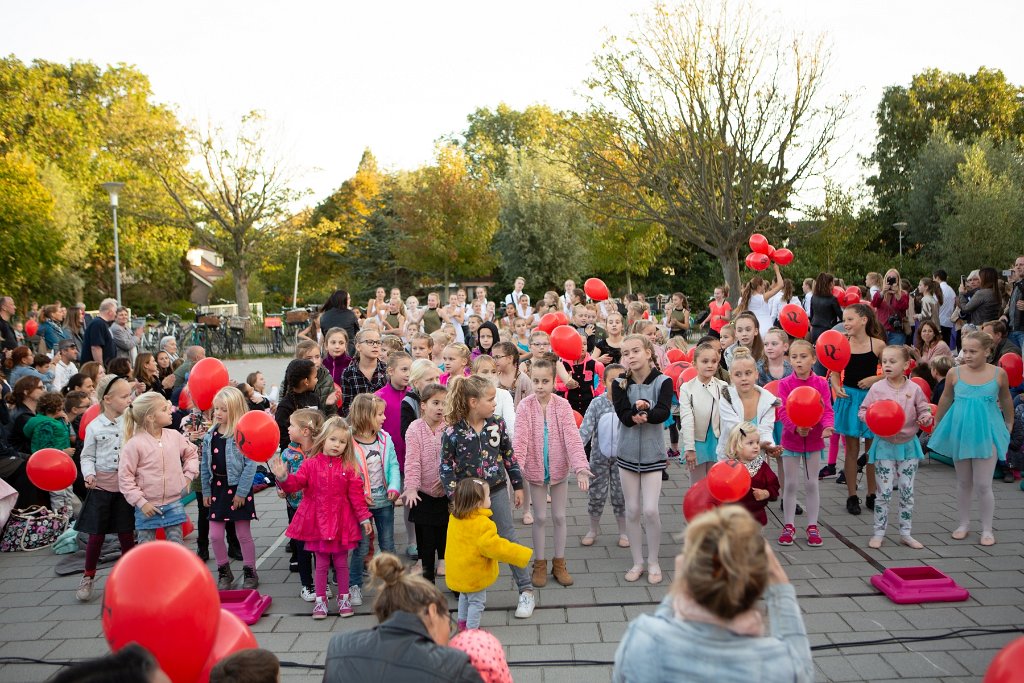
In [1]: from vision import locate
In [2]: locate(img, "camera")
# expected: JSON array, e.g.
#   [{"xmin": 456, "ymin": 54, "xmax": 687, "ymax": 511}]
[{"xmin": 886, "ymin": 276, "xmax": 897, "ymax": 286}]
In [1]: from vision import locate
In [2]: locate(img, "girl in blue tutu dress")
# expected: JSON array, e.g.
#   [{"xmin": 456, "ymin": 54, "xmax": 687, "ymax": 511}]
[
  {"xmin": 857, "ymin": 346, "xmax": 933, "ymax": 550},
  {"xmin": 829, "ymin": 305, "xmax": 885, "ymax": 516},
  {"xmin": 930, "ymin": 331, "xmax": 1015, "ymax": 546}
]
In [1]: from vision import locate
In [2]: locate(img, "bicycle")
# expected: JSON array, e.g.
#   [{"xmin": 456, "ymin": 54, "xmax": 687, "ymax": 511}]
[{"xmin": 264, "ymin": 313, "xmax": 285, "ymax": 355}]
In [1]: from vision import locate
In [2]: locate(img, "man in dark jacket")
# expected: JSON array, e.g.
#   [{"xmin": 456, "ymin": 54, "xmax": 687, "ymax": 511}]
[{"xmin": 323, "ymin": 610, "xmax": 482, "ymax": 683}]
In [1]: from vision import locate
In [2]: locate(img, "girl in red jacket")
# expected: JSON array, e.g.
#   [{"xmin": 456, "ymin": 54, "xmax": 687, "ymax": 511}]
[
  {"xmin": 513, "ymin": 359, "xmax": 592, "ymax": 588},
  {"xmin": 725, "ymin": 420, "xmax": 780, "ymax": 526},
  {"xmin": 271, "ymin": 417, "xmax": 372, "ymax": 620}
]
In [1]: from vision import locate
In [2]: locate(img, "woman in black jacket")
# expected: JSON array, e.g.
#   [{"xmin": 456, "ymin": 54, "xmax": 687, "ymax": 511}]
[
  {"xmin": 808, "ymin": 272, "xmax": 843, "ymax": 344},
  {"xmin": 318, "ymin": 290, "xmax": 360, "ymax": 356},
  {"xmin": 323, "ymin": 553, "xmax": 484, "ymax": 683}
]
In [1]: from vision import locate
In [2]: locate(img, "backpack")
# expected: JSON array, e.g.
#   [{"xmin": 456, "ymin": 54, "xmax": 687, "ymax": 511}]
[{"xmin": 597, "ymin": 411, "xmax": 620, "ymax": 459}]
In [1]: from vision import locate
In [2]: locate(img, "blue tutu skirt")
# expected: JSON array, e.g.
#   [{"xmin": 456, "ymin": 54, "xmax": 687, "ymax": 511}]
[
  {"xmin": 694, "ymin": 426, "xmax": 719, "ymax": 466},
  {"xmin": 833, "ymin": 386, "xmax": 874, "ymax": 439},
  {"xmin": 868, "ymin": 438, "xmax": 924, "ymax": 464},
  {"xmin": 772, "ymin": 421, "xmax": 783, "ymax": 446}
]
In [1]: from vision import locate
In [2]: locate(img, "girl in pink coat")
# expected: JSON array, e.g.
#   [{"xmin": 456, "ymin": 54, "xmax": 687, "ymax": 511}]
[
  {"xmin": 513, "ymin": 359, "xmax": 592, "ymax": 588},
  {"xmin": 270, "ymin": 417, "xmax": 372, "ymax": 620}
]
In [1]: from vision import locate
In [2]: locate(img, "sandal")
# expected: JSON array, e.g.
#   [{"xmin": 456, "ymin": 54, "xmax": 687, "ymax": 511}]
[
  {"xmin": 980, "ymin": 533, "xmax": 996, "ymax": 547},
  {"xmin": 647, "ymin": 566, "xmax": 663, "ymax": 585},
  {"xmin": 868, "ymin": 536, "xmax": 884, "ymax": 549},
  {"xmin": 581, "ymin": 532, "xmax": 597, "ymax": 547},
  {"xmin": 951, "ymin": 528, "xmax": 969, "ymax": 541},
  {"xmin": 617, "ymin": 535, "xmax": 631, "ymax": 548},
  {"xmin": 522, "ymin": 511, "xmax": 534, "ymax": 525},
  {"xmin": 624, "ymin": 566, "xmax": 645, "ymax": 582},
  {"xmin": 899, "ymin": 536, "xmax": 924, "ymax": 549}
]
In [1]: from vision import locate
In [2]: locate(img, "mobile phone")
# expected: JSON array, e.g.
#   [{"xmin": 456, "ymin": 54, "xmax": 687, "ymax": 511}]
[
  {"xmin": 960, "ymin": 276, "xmax": 966, "ymax": 286},
  {"xmin": 1002, "ymin": 270, "xmax": 1012, "ymax": 278}
]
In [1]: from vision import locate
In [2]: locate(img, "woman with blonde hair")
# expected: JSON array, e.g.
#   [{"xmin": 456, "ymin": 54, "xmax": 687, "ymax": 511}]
[{"xmin": 612, "ymin": 506, "xmax": 813, "ymax": 682}]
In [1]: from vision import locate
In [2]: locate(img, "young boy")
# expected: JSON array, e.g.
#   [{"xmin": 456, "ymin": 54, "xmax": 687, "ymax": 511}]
[{"xmin": 24, "ymin": 392, "xmax": 75, "ymax": 509}]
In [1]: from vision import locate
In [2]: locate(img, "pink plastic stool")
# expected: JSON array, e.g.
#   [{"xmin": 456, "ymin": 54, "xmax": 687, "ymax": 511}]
[
  {"xmin": 870, "ymin": 566, "xmax": 969, "ymax": 605},
  {"xmin": 219, "ymin": 589, "xmax": 272, "ymax": 624}
]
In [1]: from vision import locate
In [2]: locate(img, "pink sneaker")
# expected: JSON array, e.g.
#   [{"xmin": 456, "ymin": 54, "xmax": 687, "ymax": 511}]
[
  {"xmin": 778, "ymin": 524, "xmax": 795, "ymax": 546},
  {"xmin": 312, "ymin": 598, "xmax": 329, "ymax": 620},
  {"xmin": 806, "ymin": 525, "xmax": 823, "ymax": 547},
  {"xmin": 338, "ymin": 594, "xmax": 354, "ymax": 618}
]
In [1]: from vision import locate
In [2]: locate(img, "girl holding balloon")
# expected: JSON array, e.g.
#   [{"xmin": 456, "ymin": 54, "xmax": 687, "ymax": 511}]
[
  {"xmin": 929, "ymin": 331, "xmax": 1014, "ymax": 546},
  {"xmin": 724, "ymin": 421, "xmax": 780, "ymax": 526},
  {"xmin": 118, "ymin": 391, "xmax": 199, "ymax": 544},
  {"xmin": 679, "ymin": 342, "xmax": 728, "ymax": 483},
  {"xmin": 776, "ymin": 340, "xmax": 834, "ymax": 547},
  {"xmin": 830, "ymin": 304, "xmax": 885, "ymax": 517},
  {"xmin": 856, "ymin": 345, "xmax": 933, "ymax": 549}
]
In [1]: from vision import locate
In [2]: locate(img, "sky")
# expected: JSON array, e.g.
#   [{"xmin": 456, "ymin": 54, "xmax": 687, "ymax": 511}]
[{"xmin": 4, "ymin": 0, "xmax": 1024, "ymax": 212}]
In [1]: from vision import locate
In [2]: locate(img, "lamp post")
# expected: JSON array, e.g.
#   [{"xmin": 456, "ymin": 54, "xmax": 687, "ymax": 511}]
[
  {"xmin": 893, "ymin": 221, "xmax": 907, "ymax": 270},
  {"xmin": 102, "ymin": 182, "xmax": 126, "ymax": 304}
]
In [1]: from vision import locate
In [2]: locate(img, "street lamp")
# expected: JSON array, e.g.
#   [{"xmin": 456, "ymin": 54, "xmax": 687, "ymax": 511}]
[
  {"xmin": 102, "ymin": 182, "xmax": 126, "ymax": 304},
  {"xmin": 893, "ymin": 221, "xmax": 907, "ymax": 269}
]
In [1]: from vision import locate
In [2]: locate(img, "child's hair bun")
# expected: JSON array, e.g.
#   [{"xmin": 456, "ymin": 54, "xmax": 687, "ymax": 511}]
[
  {"xmin": 369, "ymin": 552, "xmax": 404, "ymax": 588},
  {"xmin": 732, "ymin": 347, "xmax": 752, "ymax": 361}
]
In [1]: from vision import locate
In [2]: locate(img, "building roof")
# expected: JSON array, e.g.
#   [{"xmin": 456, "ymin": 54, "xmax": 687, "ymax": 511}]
[{"xmin": 189, "ymin": 254, "xmax": 226, "ymax": 288}]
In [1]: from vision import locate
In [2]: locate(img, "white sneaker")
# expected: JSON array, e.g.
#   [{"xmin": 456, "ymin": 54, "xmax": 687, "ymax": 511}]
[
  {"xmin": 514, "ymin": 590, "xmax": 535, "ymax": 619},
  {"xmin": 76, "ymin": 575, "xmax": 94, "ymax": 602},
  {"xmin": 349, "ymin": 585, "xmax": 363, "ymax": 606},
  {"xmin": 300, "ymin": 585, "xmax": 316, "ymax": 602}
]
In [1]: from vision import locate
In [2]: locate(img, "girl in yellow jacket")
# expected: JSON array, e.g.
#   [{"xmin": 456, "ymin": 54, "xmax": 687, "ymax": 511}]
[{"xmin": 446, "ymin": 478, "xmax": 532, "ymax": 631}]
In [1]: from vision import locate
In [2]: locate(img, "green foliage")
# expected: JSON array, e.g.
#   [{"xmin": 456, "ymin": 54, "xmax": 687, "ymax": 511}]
[
  {"xmin": 0, "ymin": 150, "xmax": 59, "ymax": 298},
  {"xmin": 460, "ymin": 104, "xmax": 567, "ymax": 179}
]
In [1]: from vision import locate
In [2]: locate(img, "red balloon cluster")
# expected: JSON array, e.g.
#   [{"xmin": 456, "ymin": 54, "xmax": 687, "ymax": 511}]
[
  {"xmin": 235, "ymin": 410, "xmax": 279, "ymax": 463},
  {"xmin": 537, "ymin": 312, "xmax": 569, "ymax": 334},
  {"xmin": 865, "ymin": 400, "xmax": 906, "ymax": 437},
  {"xmin": 683, "ymin": 479, "xmax": 718, "ymax": 521},
  {"xmin": 188, "ymin": 357, "xmax": 230, "ymax": 411},
  {"xmin": 664, "ymin": 362, "xmax": 697, "ymax": 391},
  {"xmin": 583, "ymin": 278, "xmax": 610, "ymax": 302},
  {"xmin": 815, "ymin": 330, "xmax": 851, "ymax": 373},
  {"xmin": 197, "ymin": 610, "xmax": 259, "ymax": 682},
  {"xmin": 666, "ymin": 347, "xmax": 694, "ymax": 364},
  {"xmin": 745, "ymin": 234, "xmax": 793, "ymax": 271},
  {"xmin": 103, "ymin": 541, "xmax": 242, "ymax": 682},
  {"xmin": 26, "ymin": 448, "xmax": 77, "ymax": 491}
]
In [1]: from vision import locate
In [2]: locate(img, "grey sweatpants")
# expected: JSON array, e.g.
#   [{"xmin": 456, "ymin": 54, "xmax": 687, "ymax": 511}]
[{"xmin": 488, "ymin": 486, "xmax": 533, "ymax": 593}]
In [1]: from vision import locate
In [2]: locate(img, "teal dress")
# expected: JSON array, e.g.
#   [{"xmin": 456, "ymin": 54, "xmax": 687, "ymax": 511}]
[
  {"xmin": 929, "ymin": 367, "xmax": 1009, "ymax": 461},
  {"xmin": 693, "ymin": 423, "xmax": 719, "ymax": 465}
]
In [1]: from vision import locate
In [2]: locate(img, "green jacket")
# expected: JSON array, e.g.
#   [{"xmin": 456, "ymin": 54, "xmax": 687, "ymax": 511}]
[
  {"xmin": 315, "ymin": 365, "xmax": 339, "ymax": 417},
  {"xmin": 24, "ymin": 414, "xmax": 71, "ymax": 453}
]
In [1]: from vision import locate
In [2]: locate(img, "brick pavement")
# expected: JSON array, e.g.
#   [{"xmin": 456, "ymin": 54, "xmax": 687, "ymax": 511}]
[{"xmin": 0, "ymin": 451, "xmax": 1021, "ymax": 682}]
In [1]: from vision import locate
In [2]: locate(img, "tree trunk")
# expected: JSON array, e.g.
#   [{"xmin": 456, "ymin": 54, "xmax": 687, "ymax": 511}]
[
  {"xmin": 234, "ymin": 267, "xmax": 250, "ymax": 317},
  {"xmin": 625, "ymin": 270, "xmax": 633, "ymax": 296},
  {"xmin": 719, "ymin": 248, "xmax": 742, "ymax": 307},
  {"xmin": 443, "ymin": 264, "xmax": 450, "ymax": 303}
]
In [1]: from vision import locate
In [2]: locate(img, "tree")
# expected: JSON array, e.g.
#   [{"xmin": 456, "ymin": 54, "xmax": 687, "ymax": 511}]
[
  {"xmin": 566, "ymin": 1, "xmax": 847, "ymax": 303},
  {"xmin": 460, "ymin": 104, "xmax": 567, "ymax": 180},
  {"xmin": 868, "ymin": 67, "xmax": 1024, "ymax": 227},
  {"xmin": 491, "ymin": 155, "xmax": 593, "ymax": 291},
  {"xmin": 154, "ymin": 111, "xmax": 307, "ymax": 314},
  {"xmin": 0, "ymin": 150, "xmax": 59, "ymax": 299},
  {"xmin": 392, "ymin": 145, "xmax": 499, "ymax": 297},
  {"xmin": 902, "ymin": 125, "xmax": 965, "ymax": 256}
]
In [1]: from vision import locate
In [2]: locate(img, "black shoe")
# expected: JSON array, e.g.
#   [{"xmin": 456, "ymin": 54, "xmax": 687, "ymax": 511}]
[
  {"xmin": 197, "ymin": 546, "xmax": 209, "ymax": 562},
  {"xmin": 1004, "ymin": 470, "xmax": 1016, "ymax": 483},
  {"xmin": 857, "ymin": 453, "xmax": 868, "ymax": 472},
  {"xmin": 795, "ymin": 503, "xmax": 804, "ymax": 516},
  {"xmin": 662, "ymin": 470, "xmax": 669, "ymax": 481},
  {"xmin": 865, "ymin": 494, "xmax": 876, "ymax": 511},
  {"xmin": 818, "ymin": 464, "xmax": 836, "ymax": 479},
  {"xmin": 846, "ymin": 495, "xmax": 861, "ymax": 515},
  {"xmin": 836, "ymin": 471, "xmax": 847, "ymax": 485},
  {"xmin": 242, "ymin": 565, "xmax": 259, "ymax": 590},
  {"xmin": 217, "ymin": 563, "xmax": 235, "ymax": 590},
  {"xmin": 289, "ymin": 559, "xmax": 299, "ymax": 573},
  {"xmin": 228, "ymin": 545, "xmax": 243, "ymax": 561},
  {"xmin": 286, "ymin": 540, "xmax": 296, "ymax": 554}
]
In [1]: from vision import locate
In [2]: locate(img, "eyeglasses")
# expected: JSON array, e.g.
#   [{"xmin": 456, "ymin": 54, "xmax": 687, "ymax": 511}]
[
  {"xmin": 491, "ymin": 354, "xmax": 508, "ymax": 360},
  {"xmin": 360, "ymin": 339, "xmax": 382, "ymax": 347}
]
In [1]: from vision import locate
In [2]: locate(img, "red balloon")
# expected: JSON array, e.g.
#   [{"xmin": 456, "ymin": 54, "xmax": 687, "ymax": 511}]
[
  {"xmin": 573, "ymin": 410, "xmax": 583, "ymax": 428},
  {"xmin": 664, "ymin": 362, "xmax": 685, "ymax": 391},
  {"xmin": 25, "ymin": 319, "xmax": 39, "ymax": 337},
  {"xmin": 998, "ymin": 353, "xmax": 1023, "ymax": 386},
  {"xmin": 26, "ymin": 448, "xmax": 77, "ymax": 491},
  {"xmin": 706, "ymin": 460, "xmax": 753, "ymax": 504},
  {"xmin": 845, "ymin": 286, "xmax": 861, "ymax": 305},
  {"xmin": 982, "ymin": 636, "xmax": 1024, "ymax": 683},
  {"xmin": 155, "ymin": 515, "xmax": 194, "ymax": 540},
  {"xmin": 787, "ymin": 386, "xmax": 824, "ymax": 428},
  {"xmin": 763, "ymin": 380, "xmax": 781, "ymax": 397},
  {"xmin": 188, "ymin": 357, "xmax": 230, "ymax": 411},
  {"xmin": 766, "ymin": 245, "xmax": 776, "ymax": 260},
  {"xmin": 666, "ymin": 348, "xmax": 685, "ymax": 364},
  {"xmin": 235, "ymin": 410, "xmax": 279, "ymax": 463},
  {"xmin": 537, "ymin": 312, "xmax": 560, "ymax": 334},
  {"xmin": 197, "ymin": 609, "xmax": 259, "ymax": 682},
  {"xmin": 746, "ymin": 253, "xmax": 770, "ymax": 271},
  {"xmin": 748, "ymin": 233, "xmax": 770, "ymax": 255},
  {"xmin": 550, "ymin": 325, "xmax": 583, "ymax": 362},
  {"xmin": 78, "ymin": 403, "xmax": 101, "ymax": 440},
  {"xmin": 583, "ymin": 278, "xmax": 610, "ymax": 302},
  {"xmin": 772, "ymin": 248, "xmax": 794, "ymax": 266},
  {"xmin": 681, "ymin": 367, "xmax": 698, "ymax": 383},
  {"xmin": 832, "ymin": 286, "xmax": 845, "ymax": 301},
  {"xmin": 920, "ymin": 403, "xmax": 938, "ymax": 434},
  {"xmin": 682, "ymin": 347, "xmax": 694, "ymax": 363},
  {"xmin": 778, "ymin": 304, "xmax": 809, "ymax": 339},
  {"xmin": 552, "ymin": 312, "xmax": 569, "ymax": 328},
  {"xmin": 103, "ymin": 541, "xmax": 220, "ymax": 683},
  {"xmin": 910, "ymin": 376, "xmax": 931, "ymax": 397},
  {"xmin": 178, "ymin": 387, "xmax": 192, "ymax": 411},
  {"xmin": 865, "ymin": 400, "xmax": 906, "ymax": 438},
  {"xmin": 683, "ymin": 479, "xmax": 720, "ymax": 522},
  {"xmin": 815, "ymin": 330, "xmax": 851, "ymax": 373}
]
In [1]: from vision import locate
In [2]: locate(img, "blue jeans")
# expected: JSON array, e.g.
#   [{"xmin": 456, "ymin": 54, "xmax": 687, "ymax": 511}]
[
  {"xmin": 348, "ymin": 504, "xmax": 395, "ymax": 588},
  {"xmin": 1010, "ymin": 331, "xmax": 1024, "ymax": 355},
  {"xmin": 886, "ymin": 331, "xmax": 906, "ymax": 346},
  {"xmin": 458, "ymin": 589, "xmax": 487, "ymax": 629}
]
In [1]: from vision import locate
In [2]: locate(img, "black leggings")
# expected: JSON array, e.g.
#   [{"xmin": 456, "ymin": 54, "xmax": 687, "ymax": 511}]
[
  {"xmin": 286, "ymin": 506, "xmax": 314, "ymax": 587},
  {"xmin": 415, "ymin": 524, "xmax": 447, "ymax": 582}
]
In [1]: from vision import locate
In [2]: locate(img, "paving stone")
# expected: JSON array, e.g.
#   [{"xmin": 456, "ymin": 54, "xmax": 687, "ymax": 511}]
[
  {"xmin": 880, "ymin": 651, "xmax": 970, "ymax": 678},
  {"xmin": 540, "ymin": 622, "xmax": 599, "ymax": 644},
  {"xmin": 900, "ymin": 606, "xmax": 981, "ymax": 629}
]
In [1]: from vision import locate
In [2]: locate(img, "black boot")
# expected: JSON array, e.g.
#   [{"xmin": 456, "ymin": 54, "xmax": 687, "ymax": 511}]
[
  {"xmin": 217, "ymin": 563, "xmax": 235, "ymax": 590},
  {"xmin": 846, "ymin": 495, "xmax": 861, "ymax": 516},
  {"xmin": 242, "ymin": 565, "xmax": 259, "ymax": 590}
]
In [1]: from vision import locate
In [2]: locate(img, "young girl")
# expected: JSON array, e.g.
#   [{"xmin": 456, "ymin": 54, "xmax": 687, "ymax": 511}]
[
  {"xmin": 202, "ymin": 386, "xmax": 260, "ymax": 590},
  {"xmin": 376, "ymin": 351, "xmax": 415, "ymax": 559},
  {"xmin": 612, "ymin": 334, "xmax": 674, "ymax": 584},
  {"xmin": 930, "ymin": 331, "xmax": 1014, "ymax": 546},
  {"xmin": 347, "ymin": 393, "xmax": 401, "ymax": 606},
  {"xmin": 322, "ymin": 327, "xmax": 353, "ymax": 387},
  {"xmin": 492, "ymin": 341, "xmax": 532, "ymax": 408},
  {"xmin": 340, "ymin": 328, "xmax": 388, "ymax": 417},
  {"xmin": 579, "ymin": 363, "xmax": 628, "ymax": 548},
  {"xmin": 402, "ymin": 383, "xmax": 450, "ymax": 583},
  {"xmin": 718, "ymin": 323, "xmax": 736, "ymax": 358},
  {"xmin": 439, "ymin": 375, "xmax": 536, "ymax": 618},
  {"xmin": 594, "ymin": 312, "xmax": 625, "ymax": 366},
  {"xmin": 634, "ymin": 319, "xmax": 668, "ymax": 369},
  {"xmin": 512, "ymin": 317, "xmax": 531, "ymax": 357},
  {"xmin": 446, "ymin": 478, "xmax": 532, "ymax": 631},
  {"xmin": 119, "ymin": 391, "xmax": 199, "ymax": 544},
  {"xmin": 679, "ymin": 343, "xmax": 729, "ymax": 482},
  {"xmin": 561, "ymin": 344, "xmax": 599, "ymax": 418},
  {"xmin": 723, "ymin": 312, "xmax": 764, "ymax": 368},
  {"xmin": 857, "ymin": 345, "xmax": 934, "ymax": 549},
  {"xmin": 296, "ymin": 339, "xmax": 339, "ymax": 417},
  {"xmin": 278, "ymin": 408, "xmax": 325, "ymax": 599},
  {"xmin": 831, "ymin": 304, "xmax": 885, "ymax": 516},
  {"xmin": 776, "ymin": 340, "xmax": 834, "ymax": 547},
  {"xmin": 737, "ymin": 263, "xmax": 784, "ymax": 336},
  {"xmin": 74, "ymin": 375, "xmax": 134, "ymax": 602},
  {"xmin": 513, "ymin": 359, "xmax": 591, "ymax": 587},
  {"xmin": 717, "ymin": 348, "xmax": 781, "ymax": 463},
  {"xmin": 725, "ymin": 421, "xmax": 780, "ymax": 526},
  {"xmin": 472, "ymin": 355, "xmax": 516, "ymax": 431},
  {"xmin": 243, "ymin": 371, "xmax": 272, "ymax": 411},
  {"xmin": 275, "ymin": 359, "xmax": 319, "ymax": 450},
  {"xmin": 271, "ymin": 417, "xmax": 373, "ymax": 619},
  {"xmin": 440, "ymin": 343, "xmax": 472, "ymax": 385},
  {"xmin": 401, "ymin": 358, "xmax": 441, "ymax": 438},
  {"xmin": 757, "ymin": 329, "xmax": 793, "ymax": 388}
]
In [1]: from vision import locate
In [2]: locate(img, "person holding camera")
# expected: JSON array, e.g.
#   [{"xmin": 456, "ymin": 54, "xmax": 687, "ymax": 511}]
[
  {"xmin": 1002, "ymin": 256, "xmax": 1024, "ymax": 352},
  {"xmin": 959, "ymin": 267, "xmax": 1002, "ymax": 328},
  {"xmin": 871, "ymin": 269, "xmax": 910, "ymax": 345}
]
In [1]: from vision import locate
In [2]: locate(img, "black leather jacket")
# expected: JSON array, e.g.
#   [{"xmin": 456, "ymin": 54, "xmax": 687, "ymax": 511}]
[{"xmin": 322, "ymin": 611, "xmax": 483, "ymax": 683}]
